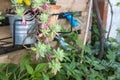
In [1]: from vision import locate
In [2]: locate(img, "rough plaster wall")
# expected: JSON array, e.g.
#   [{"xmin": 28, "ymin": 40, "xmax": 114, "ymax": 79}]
[
  {"xmin": 0, "ymin": 0, "xmax": 90, "ymax": 63},
  {"xmin": 56, "ymin": 0, "xmax": 90, "ymax": 41},
  {"xmin": 106, "ymin": 0, "xmax": 120, "ymax": 39},
  {"xmin": 0, "ymin": 0, "xmax": 88, "ymax": 13},
  {"xmin": 56, "ymin": 0, "xmax": 88, "ymax": 12},
  {"xmin": 0, "ymin": 0, "xmax": 11, "ymax": 15}
]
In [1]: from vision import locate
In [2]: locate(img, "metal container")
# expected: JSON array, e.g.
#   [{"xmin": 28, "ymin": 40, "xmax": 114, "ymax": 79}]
[{"xmin": 8, "ymin": 14, "xmax": 37, "ymax": 45}]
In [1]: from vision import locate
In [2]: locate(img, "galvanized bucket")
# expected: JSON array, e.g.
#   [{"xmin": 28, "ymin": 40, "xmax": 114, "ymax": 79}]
[{"xmin": 7, "ymin": 14, "xmax": 37, "ymax": 45}]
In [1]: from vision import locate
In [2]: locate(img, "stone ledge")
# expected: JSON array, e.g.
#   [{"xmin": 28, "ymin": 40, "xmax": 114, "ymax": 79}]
[{"xmin": 0, "ymin": 49, "xmax": 27, "ymax": 64}]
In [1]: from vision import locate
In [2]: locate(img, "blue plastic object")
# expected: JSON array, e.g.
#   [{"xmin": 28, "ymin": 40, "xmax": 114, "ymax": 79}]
[{"xmin": 64, "ymin": 12, "xmax": 80, "ymax": 27}]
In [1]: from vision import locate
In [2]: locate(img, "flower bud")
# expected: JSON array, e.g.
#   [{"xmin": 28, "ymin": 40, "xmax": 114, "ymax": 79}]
[
  {"xmin": 18, "ymin": 0, "xmax": 23, "ymax": 4},
  {"xmin": 24, "ymin": 0, "xmax": 31, "ymax": 6}
]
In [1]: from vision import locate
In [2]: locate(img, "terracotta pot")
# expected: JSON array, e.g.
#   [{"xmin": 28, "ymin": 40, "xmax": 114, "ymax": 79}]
[{"xmin": 48, "ymin": 5, "xmax": 61, "ymax": 26}]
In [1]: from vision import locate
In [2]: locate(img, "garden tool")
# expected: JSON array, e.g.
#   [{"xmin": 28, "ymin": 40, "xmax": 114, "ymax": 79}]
[
  {"xmin": 56, "ymin": 36, "xmax": 74, "ymax": 51},
  {"xmin": 63, "ymin": 12, "xmax": 80, "ymax": 27}
]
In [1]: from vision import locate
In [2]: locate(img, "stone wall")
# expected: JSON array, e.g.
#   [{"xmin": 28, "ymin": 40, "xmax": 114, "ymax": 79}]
[
  {"xmin": 56, "ymin": 0, "xmax": 88, "ymax": 12},
  {"xmin": 56, "ymin": 0, "xmax": 90, "ymax": 42},
  {"xmin": 0, "ymin": 0, "xmax": 91, "ymax": 63},
  {"xmin": 0, "ymin": 0, "xmax": 11, "ymax": 15}
]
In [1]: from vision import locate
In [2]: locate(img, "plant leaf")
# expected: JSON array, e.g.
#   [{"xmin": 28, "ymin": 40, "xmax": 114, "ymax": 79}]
[
  {"xmin": 25, "ymin": 64, "xmax": 33, "ymax": 74},
  {"xmin": 0, "ymin": 72, "xmax": 8, "ymax": 80},
  {"xmin": 35, "ymin": 63, "xmax": 48, "ymax": 72}
]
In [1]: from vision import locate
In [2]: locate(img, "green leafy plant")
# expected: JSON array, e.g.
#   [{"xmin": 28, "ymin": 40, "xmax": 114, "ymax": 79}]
[
  {"xmin": 49, "ymin": 0, "xmax": 56, "ymax": 4},
  {"xmin": 0, "ymin": 1, "xmax": 120, "ymax": 80},
  {"xmin": 0, "ymin": 11, "xmax": 5, "ymax": 24},
  {"xmin": 0, "ymin": 30, "xmax": 120, "ymax": 80}
]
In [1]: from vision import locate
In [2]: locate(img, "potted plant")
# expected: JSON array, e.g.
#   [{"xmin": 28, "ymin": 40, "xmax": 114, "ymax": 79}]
[
  {"xmin": 7, "ymin": 0, "xmax": 63, "ymax": 75},
  {"xmin": 1, "ymin": 0, "xmax": 75, "ymax": 79},
  {"xmin": 7, "ymin": 0, "xmax": 37, "ymax": 45},
  {"xmin": 7, "ymin": 0, "xmax": 61, "ymax": 45},
  {"xmin": 1, "ymin": 4, "xmax": 120, "ymax": 79}
]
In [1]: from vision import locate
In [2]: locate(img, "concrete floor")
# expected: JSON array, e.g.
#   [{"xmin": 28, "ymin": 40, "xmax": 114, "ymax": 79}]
[
  {"xmin": 0, "ymin": 26, "xmax": 13, "ymax": 47},
  {"xmin": 0, "ymin": 26, "xmax": 11, "ymax": 39},
  {"xmin": 0, "ymin": 26, "xmax": 27, "ymax": 64},
  {"xmin": 0, "ymin": 49, "xmax": 27, "ymax": 64}
]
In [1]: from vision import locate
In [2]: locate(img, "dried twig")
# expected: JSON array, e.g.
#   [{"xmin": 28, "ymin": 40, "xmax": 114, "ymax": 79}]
[{"xmin": 107, "ymin": 0, "xmax": 113, "ymax": 39}]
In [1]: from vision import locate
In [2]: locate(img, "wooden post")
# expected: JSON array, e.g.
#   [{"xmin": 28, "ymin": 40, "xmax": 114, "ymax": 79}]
[{"xmin": 98, "ymin": 0, "xmax": 108, "ymax": 29}]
